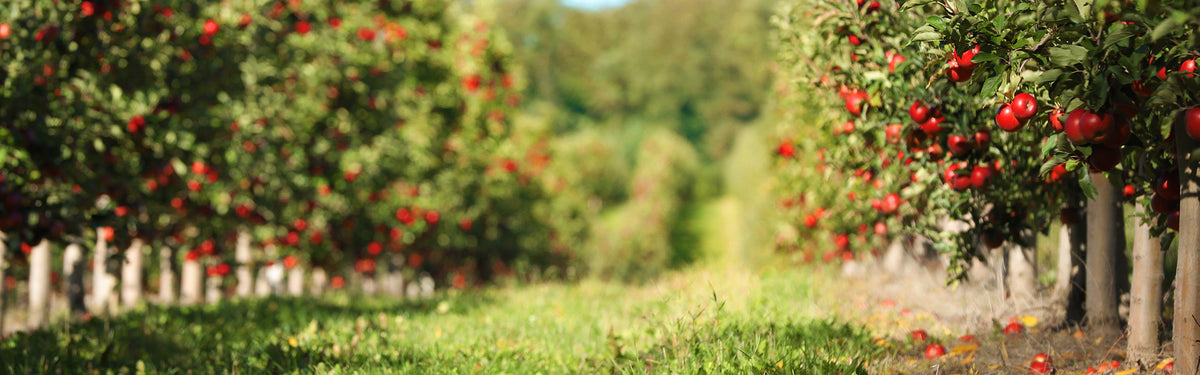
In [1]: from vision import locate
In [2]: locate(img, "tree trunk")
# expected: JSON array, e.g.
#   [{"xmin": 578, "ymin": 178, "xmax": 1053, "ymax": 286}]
[
  {"xmin": 1052, "ymin": 221, "xmax": 1088, "ymax": 324},
  {"xmin": 27, "ymin": 239, "xmax": 51, "ymax": 329},
  {"xmin": 1172, "ymin": 118, "xmax": 1200, "ymax": 375},
  {"xmin": 205, "ymin": 272, "xmax": 222, "ymax": 304},
  {"xmin": 255, "ymin": 266, "xmax": 273, "ymax": 296},
  {"xmin": 63, "ymin": 243, "xmax": 87, "ymax": 315},
  {"xmin": 158, "ymin": 246, "xmax": 176, "ymax": 304},
  {"xmin": 91, "ymin": 228, "xmax": 117, "ymax": 315},
  {"xmin": 385, "ymin": 253, "xmax": 405, "ymax": 297},
  {"xmin": 180, "ymin": 257, "xmax": 203, "ymax": 305},
  {"xmin": 1007, "ymin": 229, "xmax": 1038, "ymax": 308},
  {"xmin": 287, "ymin": 267, "xmax": 304, "ymax": 296},
  {"xmin": 310, "ymin": 267, "xmax": 327, "ymax": 296},
  {"xmin": 1086, "ymin": 171, "xmax": 1125, "ymax": 337},
  {"xmin": 1128, "ymin": 200, "xmax": 1164, "ymax": 367},
  {"xmin": 120, "ymin": 239, "xmax": 144, "ymax": 310},
  {"xmin": 235, "ymin": 230, "xmax": 253, "ymax": 297}
]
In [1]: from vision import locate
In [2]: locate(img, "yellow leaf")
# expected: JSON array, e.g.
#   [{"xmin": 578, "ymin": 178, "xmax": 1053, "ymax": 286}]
[
  {"xmin": 1020, "ymin": 316, "xmax": 1039, "ymax": 327},
  {"xmin": 1114, "ymin": 369, "xmax": 1136, "ymax": 375},
  {"xmin": 988, "ymin": 365, "xmax": 1001, "ymax": 370},
  {"xmin": 951, "ymin": 344, "xmax": 979, "ymax": 354},
  {"xmin": 776, "ymin": 361, "xmax": 784, "ymax": 368},
  {"xmin": 288, "ymin": 337, "xmax": 298, "ymax": 347},
  {"xmin": 1156, "ymin": 358, "xmax": 1175, "ymax": 370}
]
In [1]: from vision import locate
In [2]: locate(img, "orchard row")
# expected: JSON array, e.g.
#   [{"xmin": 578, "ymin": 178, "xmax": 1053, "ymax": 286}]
[
  {"xmin": 0, "ymin": 0, "xmax": 585, "ymax": 329},
  {"xmin": 773, "ymin": 0, "xmax": 1198, "ymax": 372}
]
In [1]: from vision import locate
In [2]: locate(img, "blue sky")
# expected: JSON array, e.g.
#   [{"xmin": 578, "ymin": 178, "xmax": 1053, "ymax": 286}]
[{"xmin": 559, "ymin": 0, "xmax": 633, "ymax": 11}]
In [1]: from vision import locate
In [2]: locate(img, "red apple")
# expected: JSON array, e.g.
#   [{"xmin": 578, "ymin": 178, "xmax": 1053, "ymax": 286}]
[
  {"xmin": 911, "ymin": 329, "xmax": 928, "ymax": 342},
  {"xmin": 203, "ymin": 19, "xmax": 219, "ymax": 36},
  {"xmin": 1155, "ymin": 170, "xmax": 1181, "ymax": 200},
  {"xmin": 845, "ymin": 91, "xmax": 869, "ymax": 116},
  {"xmin": 848, "ymin": 34, "xmax": 863, "ymax": 46},
  {"xmin": 910, "ymin": 101, "xmax": 930, "ymax": 123},
  {"xmin": 996, "ymin": 105, "xmax": 1025, "ymax": 132},
  {"xmin": 1168, "ymin": 211, "xmax": 1180, "ymax": 231},
  {"xmin": 1102, "ymin": 113, "xmax": 1131, "ymax": 148},
  {"xmin": 886, "ymin": 124, "xmax": 903, "ymax": 144},
  {"xmin": 1004, "ymin": 322, "xmax": 1024, "ymax": 335},
  {"xmin": 924, "ymin": 343, "xmax": 947, "ymax": 359},
  {"xmin": 889, "ymin": 53, "xmax": 906, "ymax": 74},
  {"xmin": 1063, "ymin": 109, "xmax": 1089, "ymax": 145},
  {"xmin": 0, "ymin": 23, "xmax": 10, "ymax": 39},
  {"xmin": 1010, "ymin": 93, "xmax": 1038, "ymax": 120},
  {"xmin": 1088, "ymin": 145, "xmax": 1122, "ymax": 172},
  {"xmin": 843, "ymin": 120, "xmax": 856, "ymax": 134},
  {"xmin": 970, "ymin": 165, "xmax": 993, "ymax": 189},
  {"xmin": 947, "ymin": 135, "xmax": 972, "ymax": 154},
  {"xmin": 920, "ymin": 116, "xmax": 946, "ymax": 135},
  {"xmin": 1123, "ymin": 184, "xmax": 1136, "ymax": 199},
  {"xmin": 778, "ymin": 141, "xmax": 795, "ymax": 158},
  {"xmin": 1151, "ymin": 193, "xmax": 1179, "ymax": 214},
  {"xmin": 1182, "ymin": 58, "xmax": 1197, "ymax": 78},
  {"xmin": 1078, "ymin": 110, "xmax": 1116, "ymax": 144},
  {"xmin": 1181, "ymin": 107, "xmax": 1200, "ymax": 141},
  {"xmin": 973, "ymin": 129, "xmax": 991, "ymax": 150},
  {"xmin": 1049, "ymin": 108, "xmax": 1066, "ymax": 132}
]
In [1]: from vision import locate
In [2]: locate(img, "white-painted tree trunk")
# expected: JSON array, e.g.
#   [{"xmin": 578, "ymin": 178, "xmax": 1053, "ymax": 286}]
[
  {"xmin": 205, "ymin": 272, "xmax": 222, "ymax": 304},
  {"xmin": 1087, "ymin": 172, "xmax": 1125, "ymax": 337},
  {"xmin": 91, "ymin": 229, "xmax": 117, "ymax": 315},
  {"xmin": 120, "ymin": 239, "xmax": 144, "ymax": 310},
  {"xmin": 255, "ymin": 267, "xmax": 273, "ymax": 296},
  {"xmin": 1128, "ymin": 200, "xmax": 1164, "ymax": 367},
  {"xmin": 27, "ymin": 239, "xmax": 51, "ymax": 329},
  {"xmin": 235, "ymin": 231, "xmax": 253, "ymax": 297},
  {"xmin": 384, "ymin": 254, "xmax": 406, "ymax": 297},
  {"xmin": 63, "ymin": 243, "xmax": 87, "ymax": 314},
  {"xmin": 287, "ymin": 267, "xmax": 304, "ymax": 296},
  {"xmin": 180, "ymin": 258, "xmax": 203, "ymax": 305},
  {"xmin": 310, "ymin": 268, "xmax": 327, "ymax": 296},
  {"xmin": 158, "ymin": 246, "xmax": 176, "ymax": 304},
  {"xmin": 1007, "ymin": 230, "xmax": 1038, "ymax": 308}
]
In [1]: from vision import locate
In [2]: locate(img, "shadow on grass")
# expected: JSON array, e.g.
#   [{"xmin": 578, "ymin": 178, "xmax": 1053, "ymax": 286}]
[{"xmin": 0, "ymin": 292, "xmax": 493, "ymax": 374}]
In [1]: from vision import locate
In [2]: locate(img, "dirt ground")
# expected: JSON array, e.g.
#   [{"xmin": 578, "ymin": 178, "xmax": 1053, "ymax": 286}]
[{"xmin": 821, "ymin": 250, "xmax": 1177, "ymax": 375}]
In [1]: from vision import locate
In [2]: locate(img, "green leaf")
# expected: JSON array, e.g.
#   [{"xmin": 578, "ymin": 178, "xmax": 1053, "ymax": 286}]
[
  {"xmin": 1151, "ymin": 17, "xmax": 1178, "ymax": 41},
  {"xmin": 1073, "ymin": 0, "xmax": 1093, "ymax": 21},
  {"xmin": 926, "ymin": 16, "xmax": 948, "ymax": 31},
  {"xmin": 980, "ymin": 75, "xmax": 1003, "ymax": 97},
  {"xmin": 1039, "ymin": 156, "xmax": 1064, "ymax": 176},
  {"xmin": 1076, "ymin": 171, "xmax": 1097, "ymax": 198},
  {"xmin": 1048, "ymin": 45, "xmax": 1089, "ymax": 67},
  {"xmin": 1041, "ymin": 134, "xmax": 1059, "ymax": 156},
  {"xmin": 1103, "ymin": 24, "xmax": 1136, "ymax": 49},
  {"xmin": 971, "ymin": 52, "xmax": 1002, "ymax": 63},
  {"xmin": 1023, "ymin": 68, "xmax": 1063, "ymax": 84}
]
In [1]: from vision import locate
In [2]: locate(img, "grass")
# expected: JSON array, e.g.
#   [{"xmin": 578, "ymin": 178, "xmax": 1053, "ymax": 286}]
[{"xmin": 0, "ymin": 266, "xmax": 885, "ymax": 374}]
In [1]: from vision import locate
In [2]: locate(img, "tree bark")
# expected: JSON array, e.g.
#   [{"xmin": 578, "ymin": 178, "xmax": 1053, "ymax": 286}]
[
  {"xmin": 1173, "ymin": 118, "xmax": 1200, "ymax": 375},
  {"xmin": 63, "ymin": 243, "xmax": 87, "ymax": 315},
  {"xmin": 1052, "ymin": 221, "xmax": 1088, "ymax": 325},
  {"xmin": 1087, "ymin": 171, "xmax": 1125, "ymax": 337},
  {"xmin": 27, "ymin": 239, "xmax": 51, "ymax": 329},
  {"xmin": 180, "ymin": 257, "xmax": 203, "ymax": 305},
  {"xmin": 1128, "ymin": 200, "xmax": 1164, "ymax": 366},
  {"xmin": 120, "ymin": 239, "xmax": 144, "ymax": 310},
  {"xmin": 91, "ymin": 228, "xmax": 117, "ymax": 315},
  {"xmin": 1007, "ymin": 229, "xmax": 1038, "ymax": 308},
  {"xmin": 158, "ymin": 246, "xmax": 176, "ymax": 304},
  {"xmin": 235, "ymin": 230, "xmax": 253, "ymax": 297},
  {"xmin": 287, "ymin": 267, "xmax": 304, "ymax": 296}
]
